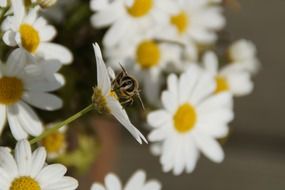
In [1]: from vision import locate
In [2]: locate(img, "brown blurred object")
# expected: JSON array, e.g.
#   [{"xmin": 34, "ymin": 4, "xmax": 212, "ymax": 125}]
[
  {"xmin": 224, "ymin": 0, "xmax": 241, "ymax": 12},
  {"xmin": 77, "ymin": 114, "xmax": 121, "ymax": 190}
]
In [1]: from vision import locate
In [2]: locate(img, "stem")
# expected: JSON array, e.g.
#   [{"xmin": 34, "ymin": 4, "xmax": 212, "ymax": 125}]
[{"xmin": 30, "ymin": 104, "xmax": 94, "ymax": 145}]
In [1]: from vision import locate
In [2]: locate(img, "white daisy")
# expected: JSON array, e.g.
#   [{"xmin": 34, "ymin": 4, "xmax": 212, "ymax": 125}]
[
  {"xmin": 228, "ymin": 39, "xmax": 260, "ymax": 74},
  {"xmin": 106, "ymin": 33, "xmax": 181, "ymax": 105},
  {"xmin": 90, "ymin": 0, "xmax": 178, "ymax": 47},
  {"xmin": 165, "ymin": 0, "xmax": 225, "ymax": 45},
  {"xmin": 40, "ymin": 124, "xmax": 67, "ymax": 160},
  {"xmin": 91, "ymin": 170, "xmax": 161, "ymax": 190},
  {"xmin": 0, "ymin": 140, "xmax": 78, "ymax": 190},
  {"xmin": 203, "ymin": 51, "xmax": 254, "ymax": 96},
  {"xmin": 92, "ymin": 43, "xmax": 147, "ymax": 144},
  {"xmin": 0, "ymin": 49, "xmax": 64, "ymax": 140},
  {"xmin": 147, "ymin": 64, "xmax": 233, "ymax": 175},
  {"xmin": 2, "ymin": 0, "xmax": 73, "ymax": 64}
]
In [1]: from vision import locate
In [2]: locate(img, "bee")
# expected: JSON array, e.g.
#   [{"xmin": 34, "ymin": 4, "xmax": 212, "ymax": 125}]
[{"xmin": 109, "ymin": 64, "xmax": 145, "ymax": 110}]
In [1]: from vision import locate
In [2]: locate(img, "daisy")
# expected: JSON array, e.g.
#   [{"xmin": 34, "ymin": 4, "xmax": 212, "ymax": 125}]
[
  {"xmin": 90, "ymin": 0, "xmax": 178, "ymax": 47},
  {"xmin": 0, "ymin": 140, "xmax": 78, "ymax": 190},
  {"xmin": 227, "ymin": 39, "xmax": 260, "ymax": 74},
  {"xmin": 165, "ymin": 0, "xmax": 225, "ymax": 45},
  {"xmin": 106, "ymin": 33, "xmax": 181, "ymax": 105},
  {"xmin": 91, "ymin": 170, "xmax": 161, "ymax": 190},
  {"xmin": 2, "ymin": 0, "xmax": 73, "ymax": 64},
  {"xmin": 203, "ymin": 51, "xmax": 254, "ymax": 96},
  {"xmin": 0, "ymin": 49, "xmax": 64, "ymax": 140},
  {"xmin": 92, "ymin": 43, "xmax": 147, "ymax": 144},
  {"xmin": 147, "ymin": 64, "xmax": 233, "ymax": 175},
  {"xmin": 40, "ymin": 124, "xmax": 67, "ymax": 159}
]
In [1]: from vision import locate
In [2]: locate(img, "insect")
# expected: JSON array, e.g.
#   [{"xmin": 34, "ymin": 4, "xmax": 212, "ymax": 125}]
[{"xmin": 109, "ymin": 64, "xmax": 145, "ymax": 110}]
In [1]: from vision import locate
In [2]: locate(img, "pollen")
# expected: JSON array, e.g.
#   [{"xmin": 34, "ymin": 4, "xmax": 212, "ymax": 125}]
[
  {"xmin": 215, "ymin": 76, "xmax": 229, "ymax": 93},
  {"xmin": 0, "ymin": 77, "xmax": 23, "ymax": 105},
  {"xmin": 10, "ymin": 176, "xmax": 41, "ymax": 190},
  {"xmin": 92, "ymin": 87, "xmax": 110, "ymax": 113},
  {"xmin": 136, "ymin": 40, "xmax": 160, "ymax": 69},
  {"xmin": 170, "ymin": 11, "xmax": 188, "ymax": 34},
  {"xmin": 41, "ymin": 131, "xmax": 65, "ymax": 153},
  {"xmin": 127, "ymin": 0, "xmax": 153, "ymax": 17},
  {"xmin": 19, "ymin": 24, "xmax": 40, "ymax": 53},
  {"xmin": 173, "ymin": 103, "xmax": 197, "ymax": 133}
]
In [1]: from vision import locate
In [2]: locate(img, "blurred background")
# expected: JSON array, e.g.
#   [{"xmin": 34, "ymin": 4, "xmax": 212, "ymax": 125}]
[{"xmin": 108, "ymin": 1, "xmax": 285, "ymax": 189}]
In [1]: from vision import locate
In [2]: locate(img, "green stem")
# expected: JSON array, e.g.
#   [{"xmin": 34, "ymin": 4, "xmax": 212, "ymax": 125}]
[{"xmin": 30, "ymin": 104, "xmax": 94, "ymax": 145}]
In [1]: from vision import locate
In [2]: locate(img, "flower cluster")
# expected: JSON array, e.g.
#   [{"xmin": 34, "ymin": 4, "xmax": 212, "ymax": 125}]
[
  {"xmin": 0, "ymin": 0, "xmax": 260, "ymax": 189},
  {"xmin": 91, "ymin": 0, "xmax": 260, "ymax": 176}
]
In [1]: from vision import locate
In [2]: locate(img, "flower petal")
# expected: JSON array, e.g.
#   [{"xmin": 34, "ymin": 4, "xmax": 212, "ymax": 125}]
[
  {"xmin": 36, "ymin": 164, "xmax": 67, "ymax": 188},
  {"xmin": 37, "ymin": 43, "xmax": 73, "ymax": 64},
  {"xmin": 105, "ymin": 173, "xmax": 122, "ymax": 190},
  {"xmin": 15, "ymin": 140, "xmax": 32, "ymax": 175},
  {"xmin": 125, "ymin": 170, "xmax": 146, "ymax": 190},
  {"xmin": 30, "ymin": 147, "xmax": 47, "ymax": 178},
  {"xmin": 7, "ymin": 105, "xmax": 28, "ymax": 140},
  {"xmin": 107, "ymin": 96, "xmax": 147, "ymax": 144},
  {"xmin": 23, "ymin": 92, "xmax": 63, "ymax": 111},
  {"xmin": 93, "ymin": 43, "xmax": 111, "ymax": 95}
]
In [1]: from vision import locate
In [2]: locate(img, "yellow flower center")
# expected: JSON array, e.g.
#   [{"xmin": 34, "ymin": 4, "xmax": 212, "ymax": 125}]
[
  {"xmin": 0, "ymin": 77, "xmax": 23, "ymax": 105},
  {"xmin": 136, "ymin": 40, "xmax": 160, "ymax": 69},
  {"xmin": 173, "ymin": 103, "xmax": 197, "ymax": 133},
  {"xmin": 10, "ymin": 176, "xmax": 41, "ymax": 190},
  {"xmin": 127, "ymin": 0, "xmax": 153, "ymax": 17},
  {"xmin": 215, "ymin": 76, "xmax": 229, "ymax": 93},
  {"xmin": 92, "ymin": 87, "xmax": 110, "ymax": 113},
  {"xmin": 170, "ymin": 11, "xmax": 188, "ymax": 34},
  {"xmin": 41, "ymin": 131, "xmax": 65, "ymax": 153},
  {"xmin": 19, "ymin": 24, "xmax": 40, "ymax": 53}
]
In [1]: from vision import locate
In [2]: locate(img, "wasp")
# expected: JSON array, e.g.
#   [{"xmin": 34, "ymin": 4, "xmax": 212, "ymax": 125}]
[{"xmin": 109, "ymin": 64, "xmax": 145, "ymax": 110}]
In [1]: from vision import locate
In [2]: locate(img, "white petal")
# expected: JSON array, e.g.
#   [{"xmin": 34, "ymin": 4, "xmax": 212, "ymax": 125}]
[
  {"xmin": 39, "ymin": 25, "xmax": 57, "ymax": 42},
  {"xmin": 93, "ymin": 43, "xmax": 111, "ymax": 95},
  {"xmin": 37, "ymin": 43, "xmax": 73, "ymax": 64},
  {"xmin": 11, "ymin": 0, "xmax": 25, "ymax": 24},
  {"xmin": 14, "ymin": 102, "xmax": 43, "ymax": 136},
  {"xmin": 30, "ymin": 147, "xmax": 47, "ymax": 178},
  {"xmin": 45, "ymin": 176, "xmax": 78, "ymax": 190},
  {"xmin": 23, "ymin": 92, "xmax": 63, "ymax": 111},
  {"xmin": 36, "ymin": 164, "xmax": 67, "ymax": 188},
  {"xmin": 105, "ymin": 173, "xmax": 122, "ymax": 190},
  {"xmin": 2, "ymin": 31, "xmax": 17, "ymax": 46},
  {"xmin": 15, "ymin": 140, "xmax": 32, "ymax": 175},
  {"xmin": 142, "ymin": 180, "xmax": 161, "ymax": 190},
  {"xmin": 148, "ymin": 128, "xmax": 167, "ymax": 142},
  {"xmin": 190, "ymin": 71, "xmax": 216, "ymax": 105},
  {"xmin": 161, "ymin": 91, "xmax": 177, "ymax": 113},
  {"xmin": 0, "ymin": 147, "xmax": 18, "ymax": 177},
  {"xmin": 202, "ymin": 51, "xmax": 218, "ymax": 75},
  {"xmin": 193, "ymin": 132, "xmax": 224, "ymax": 163},
  {"xmin": 90, "ymin": 0, "xmax": 109, "ymax": 11},
  {"xmin": 147, "ymin": 110, "xmax": 170, "ymax": 128},
  {"xmin": 7, "ymin": 105, "xmax": 28, "ymax": 140},
  {"xmin": 6, "ymin": 48, "xmax": 28, "ymax": 76},
  {"xmin": 91, "ymin": 183, "xmax": 106, "ymax": 190},
  {"xmin": 91, "ymin": 2, "xmax": 123, "ymax": 27},
  {"xmin": 107, "ymin": 96, "xmax": 147, "ymax": 144},
  {"xmin": 125, "ymin": 170, "xmax": 146, "ymax": 190},
  {"xmin": 24, "ymin": 75, "xmax": 65, "ymax": 92},
  {"xmin": 0, "ymin": 105, "xmax": 6, "ymax": 135},
  {"xmin": 103, "ymin": 18, "xmax": 130, "ymax": 47},
  {"xmin": 0, "ymin": 167, "xmax": 11, "ymax": 189},
  {"xmin": 167, "ymin": 74, "xmax": 178, "ymax": 96}
]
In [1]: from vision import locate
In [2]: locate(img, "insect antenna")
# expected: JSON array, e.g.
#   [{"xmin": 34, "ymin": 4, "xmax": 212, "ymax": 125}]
[{"xmin": 136, "ymin": 91, "xmax": 145, "ymax": 111}]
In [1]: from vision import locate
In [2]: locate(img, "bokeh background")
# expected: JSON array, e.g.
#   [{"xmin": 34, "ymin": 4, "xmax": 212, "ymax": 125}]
[{"xmin": 102, "ymin": 1, "xmax": 285, "ymax": 189}]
